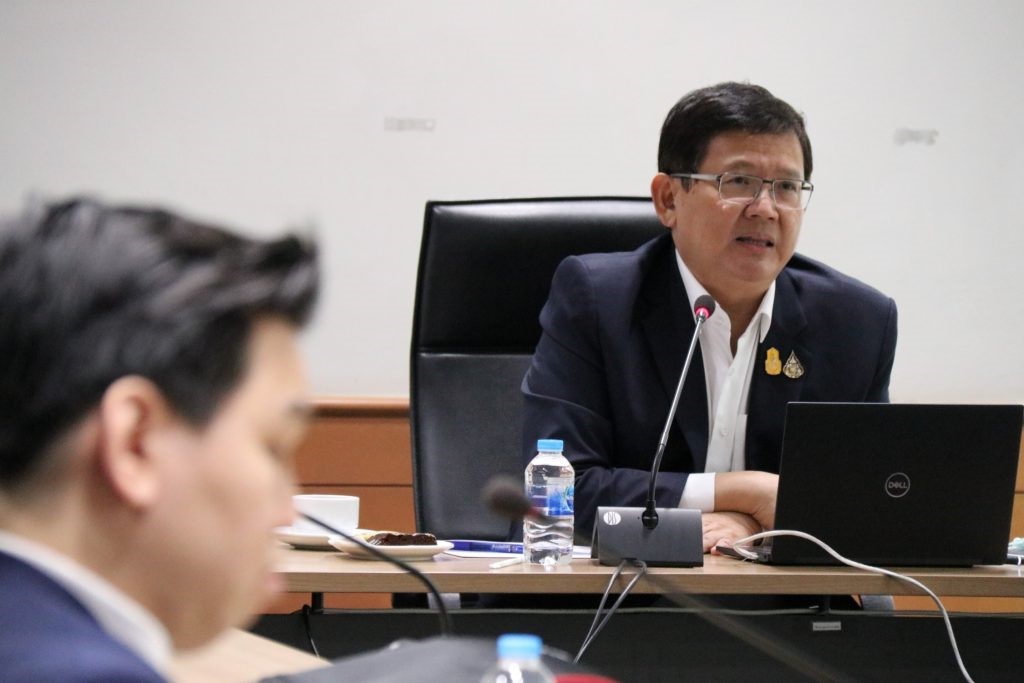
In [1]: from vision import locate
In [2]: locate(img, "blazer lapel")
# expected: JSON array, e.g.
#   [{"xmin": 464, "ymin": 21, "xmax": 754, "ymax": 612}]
[
  {"xmin": 638, "ymin": 244, "xmax": 709, "ymax": 470},
  {"xmin": 747, "ymin": 269, "xmax": 810, "ymax": 470}
]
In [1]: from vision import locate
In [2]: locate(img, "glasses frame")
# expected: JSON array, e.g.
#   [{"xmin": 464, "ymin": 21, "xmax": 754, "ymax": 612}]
[{"xmin": 669, "ymin": 172, "xmax": 814, "ymax": 211}]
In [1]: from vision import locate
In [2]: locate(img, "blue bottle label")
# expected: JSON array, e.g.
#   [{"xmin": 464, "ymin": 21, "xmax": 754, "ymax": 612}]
[{"xmin": 533, "ymin": 483, "xmax": 573, "ymax": 516}]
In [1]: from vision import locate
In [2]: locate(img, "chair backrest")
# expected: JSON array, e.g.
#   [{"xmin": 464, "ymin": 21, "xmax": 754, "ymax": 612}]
[{"xmin": 410, "ymin": 197, "xmax": 664, "ymax": 539}]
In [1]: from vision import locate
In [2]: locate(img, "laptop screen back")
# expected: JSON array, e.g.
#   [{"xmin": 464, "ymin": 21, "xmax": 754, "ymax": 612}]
[{"xmin": 769, "ymin": 403, "xmax": 1022, "ymax": 566}]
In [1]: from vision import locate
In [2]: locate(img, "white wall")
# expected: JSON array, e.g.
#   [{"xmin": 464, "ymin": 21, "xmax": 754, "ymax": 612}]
[{"xmin": 2, "ymin": 1, "xmax": 1021, "ymax": 402}]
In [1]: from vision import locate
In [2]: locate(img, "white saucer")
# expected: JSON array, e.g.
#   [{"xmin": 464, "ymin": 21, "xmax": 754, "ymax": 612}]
[
  {"xmin": 276, "ymin": 528, "xmax": 339, "ymax": 548},
  {"xmin": 329, "ymin": 536, "xmax": 453, "ymax": 561},
  {"xmin": 275, "ymin": 526, "xmax": 371, "ymax": 550},
  {"xmin": 274, "ymin": 527, "xmax": 335, "ymax": 550}
]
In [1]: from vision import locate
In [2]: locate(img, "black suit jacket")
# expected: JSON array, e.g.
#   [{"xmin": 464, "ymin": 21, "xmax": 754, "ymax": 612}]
[
  {"xmin": 0, "ymin": 550, "xmax": 165, "ymax": 682},
  {"xmin": 522, "ymin": 234, "xmax": 898, "ymax": 535}
]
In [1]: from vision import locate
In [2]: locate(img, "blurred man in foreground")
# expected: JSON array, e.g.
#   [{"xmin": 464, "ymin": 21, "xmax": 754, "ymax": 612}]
[{"xmin": 0, "ymin": 197, "xmax": 319, "ymax": 681}]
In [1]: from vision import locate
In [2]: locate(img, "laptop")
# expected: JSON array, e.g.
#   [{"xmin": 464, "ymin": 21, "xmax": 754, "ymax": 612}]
[{"xmin": 737, "ymin": 403, "xmax": 1022, "ymax": 567}]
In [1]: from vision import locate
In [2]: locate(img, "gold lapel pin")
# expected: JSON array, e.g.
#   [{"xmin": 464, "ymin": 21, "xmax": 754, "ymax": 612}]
[
  {"xmin": 765, "ymin": 347, "xmax": 782, "ymax": 376},
  {"xmin": 783, "ymin": 351, "xmax": 804, "ymax": 379}
]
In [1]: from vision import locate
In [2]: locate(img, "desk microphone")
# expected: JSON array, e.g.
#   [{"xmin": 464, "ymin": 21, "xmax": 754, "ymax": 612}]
[
  {"xmin": 299, "ymin": 513, "xmax": 452, "ymax": 636},
  {"xmin": 643, "ymin": 293, "xmax": 716, "ymax": 529},
  {"xmin": 583, "ymin": 295, "xmax": 714, "ymax": 567},
  {"xmin": 481, "ymin": 478, "xmax": 846, "ymax": 682}
]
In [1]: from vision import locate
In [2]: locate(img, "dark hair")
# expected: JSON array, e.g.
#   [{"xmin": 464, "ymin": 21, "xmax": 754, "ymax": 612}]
[
  {"xmin": 0, "ymin": 197, "xmax": 320, "ymax": 487},
  {"xmin": 657, "ymin": 82, "xmax": 813, "ymax": 180}
]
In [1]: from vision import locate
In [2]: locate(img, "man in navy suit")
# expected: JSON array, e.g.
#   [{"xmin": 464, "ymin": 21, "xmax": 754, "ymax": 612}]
[
  {"xmin": 524, "ymin": 83, "xmax": 897, "ymax": 550},
  {"xmin": 0, "ymin": 198, "xmax": 319, "ymax": 681}
]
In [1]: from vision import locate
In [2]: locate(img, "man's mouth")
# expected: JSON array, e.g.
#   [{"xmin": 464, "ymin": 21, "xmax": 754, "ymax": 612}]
[{"xmin": 736, "ymin": 236, "xmax": 774, "ymax": 248}]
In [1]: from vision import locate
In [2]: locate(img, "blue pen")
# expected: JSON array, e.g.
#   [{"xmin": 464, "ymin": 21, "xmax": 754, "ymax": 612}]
[{"xmin": 448, "ymin": 540, "xmax": 524, "ymax": 554}]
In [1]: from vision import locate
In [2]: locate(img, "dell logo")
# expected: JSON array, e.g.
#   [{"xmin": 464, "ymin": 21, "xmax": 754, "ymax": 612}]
[
  {"xmin": 884, "ymin": 472, "xmax": 911, "ymax": 498},
  {"xmin": 602, "ymin": 510, "xmax": 622, "ymax": 526}
]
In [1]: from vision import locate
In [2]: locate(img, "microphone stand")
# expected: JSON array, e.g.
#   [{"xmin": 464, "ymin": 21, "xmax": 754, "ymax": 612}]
[
  {"xmin": 300, "ymin": 513, "xmax": 452, "ymax": 637},
  {"xmin": 590, "ymin": 296, "xmax": 714, "ymax": 567},
  {"xmin": 643, "ymin": 306, "xmax": 710, "ymax": 530}
]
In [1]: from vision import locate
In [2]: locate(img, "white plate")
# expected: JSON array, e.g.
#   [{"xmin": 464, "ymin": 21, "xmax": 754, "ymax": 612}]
[
  {"xmin": 275, "ymin": 527, "xmax": 373, "ymax": 550},
  {"xmin": 329, "ymin": 536, "xmax": 453, "ymax": 561},
  {"xmin": 274, "ymin": 527, "xmax": 334, "ymax": 550}
]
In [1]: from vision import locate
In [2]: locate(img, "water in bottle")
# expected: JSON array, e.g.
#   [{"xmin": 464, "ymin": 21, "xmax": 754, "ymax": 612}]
[
  {"xmin": 524, "ymin": 438, "xmax": 574, "ymax": 566},
  {"xmin": 479, "ymin": 633, "xmax": 555, "ymax": 683}
]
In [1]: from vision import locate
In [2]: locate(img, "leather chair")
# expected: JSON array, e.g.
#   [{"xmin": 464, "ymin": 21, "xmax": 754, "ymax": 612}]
[{"xmin": 410, "ymin": 197, "xmax": 664, "ymax": 540}]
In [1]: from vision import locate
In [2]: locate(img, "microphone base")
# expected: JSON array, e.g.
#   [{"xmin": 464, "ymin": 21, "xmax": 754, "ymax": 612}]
[{"xmin": 590, "ymin": 506, "xmax": 703, "ymax": 567}]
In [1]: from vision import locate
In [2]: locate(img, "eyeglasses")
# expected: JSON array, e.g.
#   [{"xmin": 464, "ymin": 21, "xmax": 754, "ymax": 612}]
[{"xmin": 669, "ymin": 172, "xmax": 814, "ymax": 211}]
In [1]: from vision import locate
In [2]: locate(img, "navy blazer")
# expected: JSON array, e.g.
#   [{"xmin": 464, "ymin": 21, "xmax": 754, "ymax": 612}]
[
  {"xmin": 523, "ymin": 234, "xmax": 898, "ymax": 535},
  {"xmin": 0, "ymin": 550, "xmax": 165, "ymax": 682}
]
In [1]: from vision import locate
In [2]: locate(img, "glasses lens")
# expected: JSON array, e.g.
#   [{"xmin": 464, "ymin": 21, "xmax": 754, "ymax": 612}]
[
  {"xmin": 718, "ymin": 173, "xmax": 812, "ymax": 210},
  {"xmin": 772, "ymin": 179, "xmax": 810, "ymax": 210},
  {"xmin": 718, "ymin": 174, "xmax": 760, "ymax": 202}
]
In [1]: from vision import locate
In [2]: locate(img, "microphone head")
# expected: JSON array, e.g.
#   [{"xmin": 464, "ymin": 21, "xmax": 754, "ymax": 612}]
[
  {"xmin": 481, "ymin": 475, "xmax": 534, "ymax": 521},
  {"xmin": 693, "ymin": 294, "xmax": 716, "ymax": 321}
]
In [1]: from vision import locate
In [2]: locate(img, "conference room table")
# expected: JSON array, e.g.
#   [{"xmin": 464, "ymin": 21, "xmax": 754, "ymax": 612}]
[
  {"xmin": 252, "ymin": 546, "xmax": 1024, "ymax": 682},
  {"xmin": 275, "ymin": 545, "xmax": 1024, "ymax": 598}
]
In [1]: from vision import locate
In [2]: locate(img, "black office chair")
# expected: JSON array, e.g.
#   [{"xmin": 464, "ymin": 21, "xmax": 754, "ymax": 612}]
[
  {"xmin": 410, "ymin": 197, "xmax": 665, "ymax": 541},
  {"xmin": 408, "ymin": 197, "xmax": 893, "ymax": 614}
]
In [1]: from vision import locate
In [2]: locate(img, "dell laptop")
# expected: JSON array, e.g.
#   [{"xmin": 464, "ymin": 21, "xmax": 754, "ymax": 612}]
[{"xmin": 740, "ymin": 403, "xmax": 1022, "ymax": 567}]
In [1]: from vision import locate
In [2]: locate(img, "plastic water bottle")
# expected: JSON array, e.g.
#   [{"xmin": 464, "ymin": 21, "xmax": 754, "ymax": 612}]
[
  {"xmin": 479, "ymin": 633, "xmax": 556, "ymax": 683},
  {"xmin": 524, "ymin": 438, "xmax": 574, "ymax": 566}
]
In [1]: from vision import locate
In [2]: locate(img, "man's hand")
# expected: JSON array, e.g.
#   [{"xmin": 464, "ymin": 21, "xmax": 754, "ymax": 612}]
[
  {"xmin": 713, "ymin": 470, "xmax": 778, "ymax": 530},
  {"xmin": 702, "ymin": 511, "xmax": 762, "ymax": 553}
]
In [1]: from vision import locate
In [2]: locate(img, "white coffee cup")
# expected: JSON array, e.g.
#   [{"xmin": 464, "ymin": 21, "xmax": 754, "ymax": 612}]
[{"xmin": 292, "ymin": 494, "xmax": 359, "ymax": 534}]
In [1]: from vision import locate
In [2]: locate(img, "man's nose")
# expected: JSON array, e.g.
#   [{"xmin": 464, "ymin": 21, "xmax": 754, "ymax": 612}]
[{"xmin": 744, "ymin": 182, "xmax": 779, "ymax": 220}]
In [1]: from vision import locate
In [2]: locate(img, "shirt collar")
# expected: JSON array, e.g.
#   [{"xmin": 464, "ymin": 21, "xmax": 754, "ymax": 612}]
[
  {"xmin": 0, "ymin": 530, "xmax": 172, "ymax": 676},
  {"xmin": 675, "ymin": 249, "xmax": 775, "ymax": 342}
]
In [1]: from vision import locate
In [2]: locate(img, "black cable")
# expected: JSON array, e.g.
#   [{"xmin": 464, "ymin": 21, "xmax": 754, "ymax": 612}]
[
  {"xmin": 574, "ymin": 559, "xmax": 647, "ymax": 663},
  {"xmin": 575, "ymin": 559, "xmax": 628, "ymax": 662},
  {"xmin": 300, "ymin": 603, "xmax": 321, "ymax": 658},
  {"xmin": 299, "ymin": 513, "xmax": 452, "ymax": 637}
]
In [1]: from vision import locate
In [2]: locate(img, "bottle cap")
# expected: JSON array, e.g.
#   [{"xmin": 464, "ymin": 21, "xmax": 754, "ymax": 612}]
[
  {"xmin": 537, "ymin": 438, "xmax": 564, "ymax": 452},
  {"xmin": 496, "ymin": 633, "xmax": 543, "ymax": 659}
]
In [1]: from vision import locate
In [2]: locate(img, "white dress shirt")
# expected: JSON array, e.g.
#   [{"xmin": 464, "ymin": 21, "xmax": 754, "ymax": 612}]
[
  {"xmin": 0, "ymin": 530, "xmax": 171, "ymax": 676},
  {"xmin": 674, "ymin": 251, "xmax": 774, "ymax": 512}
]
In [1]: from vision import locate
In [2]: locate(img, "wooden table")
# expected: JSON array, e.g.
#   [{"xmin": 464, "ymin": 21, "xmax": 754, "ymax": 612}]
[
  {"xmin": 170, "ymin": 629, "xmax": 326, "ymax": 683},
  {"xmin": 276, "ymin": 546, "xmax": 1024, "ymax": 598},
  {"xmin": 262, "ymin": 548, "xmax": 1024, "ymax": 681}
]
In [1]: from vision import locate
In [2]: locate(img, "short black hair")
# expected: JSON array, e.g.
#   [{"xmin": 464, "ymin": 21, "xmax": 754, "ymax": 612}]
[
  {"xmin": 657, "ymin": 82, "xmax": 813, "ymax": 180},
  {"xmin": 0, "ymin": 197, "xmax": 320, "ymax": 488}
]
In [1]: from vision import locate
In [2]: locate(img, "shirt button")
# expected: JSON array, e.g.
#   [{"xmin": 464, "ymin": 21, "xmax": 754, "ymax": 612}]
[{"xmin": 718, "ymin": 426, "xmax": 728, "ymax": 436}]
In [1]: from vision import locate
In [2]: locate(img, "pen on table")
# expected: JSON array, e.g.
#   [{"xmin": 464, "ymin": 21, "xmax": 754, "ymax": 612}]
[
  {"xmin": 489, "ymin": 556, "xmax": 524, "ymax": 569},
  {"xmin": 449, "ymin": 540, "xmax": 524, "ymax": 553}
]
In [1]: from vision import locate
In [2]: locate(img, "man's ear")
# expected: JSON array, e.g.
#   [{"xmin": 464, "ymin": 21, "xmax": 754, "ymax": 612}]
[
  {"xmin": 96, "ymin": 376, "xmax": 178, "ymax": 509},
  {"xmin": 651, "ymin": 173, "xmax": 677, "ymax": 228}
]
